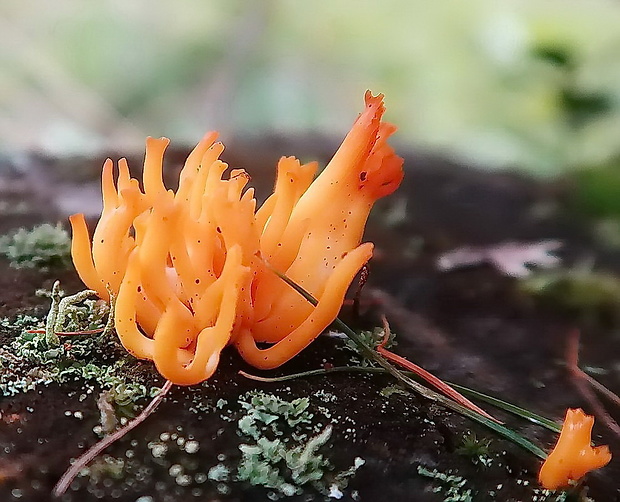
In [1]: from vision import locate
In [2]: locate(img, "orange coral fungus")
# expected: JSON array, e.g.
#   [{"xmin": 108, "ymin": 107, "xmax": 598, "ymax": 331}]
[
  {"xmin": 70, "ymin": 91, "xmax": 403, "ymax": 385},
  {"xmin": 539, "ymin": 408, "xmax": 612, "ymax": 490}
]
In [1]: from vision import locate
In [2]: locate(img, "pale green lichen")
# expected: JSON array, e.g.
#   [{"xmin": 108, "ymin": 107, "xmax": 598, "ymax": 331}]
[
  {"xmin": 0, "ymin": 223, "xmax": 71, "ymax": 270},
  {"xmin": 38, "ymin": 281, "xmax": 111, "ymax": 347},
  {"xmin": 380, "ymin": 384, "xmax": 410, "ymax": 398},
  {"xmin": 416, "ymin": 465, "xmax": 474, "ymax": 502},
  {"xmin": 80, "ymin": 455, "xmax": 126, "ymax": 483},
  {"xmin": 234, "ymin": 391, "xmax": 363, "ymax": 498},
  {"xmin": 208, "ymin": 463, "xmax": 230, "ymax": 482},
  {"xmin": 238, "ymin": 392, "xmax": 313, "ymax": 441},
  {"xmin": 237, "ymin": 427, "xmax": 332, "ymax": 496}
]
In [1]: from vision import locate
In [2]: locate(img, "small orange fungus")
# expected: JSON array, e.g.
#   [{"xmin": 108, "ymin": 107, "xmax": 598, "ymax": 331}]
[
  {"xmin": 70, "ymin": 91, "xmax": 404, "ymax": 385},
  {"xmin": 539, "ymin": 408, "xmax": 612, "ymax": 490}
]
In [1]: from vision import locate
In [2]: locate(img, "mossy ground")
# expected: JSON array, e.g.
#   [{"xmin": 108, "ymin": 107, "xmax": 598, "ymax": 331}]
[{"xmin": 0, "ymin": 140, "xmax": 618, "ymax": 501}]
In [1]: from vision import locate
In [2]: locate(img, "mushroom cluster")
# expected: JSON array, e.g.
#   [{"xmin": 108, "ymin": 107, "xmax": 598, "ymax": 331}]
[{"xmin": 70, "ymin": 92, "xmax": 404, "ymax": 385}]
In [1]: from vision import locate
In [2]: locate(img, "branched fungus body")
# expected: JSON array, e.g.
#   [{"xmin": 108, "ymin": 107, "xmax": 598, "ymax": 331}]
[
  {"xmin": 539, "ymin": 408, "xmax": 611, "ymax": 490},
  {"xmin": 70, "ymin": 91, "xmax": 403, "ymax": 385}
]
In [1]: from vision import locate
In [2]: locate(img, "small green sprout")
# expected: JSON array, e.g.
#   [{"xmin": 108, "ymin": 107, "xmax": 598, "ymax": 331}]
[
  {"xmin": 342, "ymin": 326, "xmax": 397, "ymax": 366},
  {"xmin": 97, "ymin": 390, "xmax": 118, "ymax": 434},
  {"xmin": 380, "ymin": 384, "xmax": 410, "ymax": 398},
  {"xmin": 0, "ymin": 223, "xmax": 71, "ymax": 270},
  {"xmin": 455, "ymin": 432, "xmax": 493, "ymax": 468}
]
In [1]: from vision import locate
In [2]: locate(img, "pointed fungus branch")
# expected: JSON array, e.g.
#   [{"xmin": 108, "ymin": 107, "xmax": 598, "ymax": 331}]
[{"xmin": 539, "ymin": 408, "xmax": 611, "ymax": 490}]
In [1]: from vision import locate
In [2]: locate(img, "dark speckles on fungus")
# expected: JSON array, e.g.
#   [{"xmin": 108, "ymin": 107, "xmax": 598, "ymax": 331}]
[{"xmin": 68, "ymin": 90, "xmax": 403, "ymax": 381}]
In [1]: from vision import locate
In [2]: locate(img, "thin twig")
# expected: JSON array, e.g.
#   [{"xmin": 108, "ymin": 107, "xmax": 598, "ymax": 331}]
[
  {"xmin": 585, "ymin": 375, "xmax": 620, "ymax": 409},
  {"xmin": 52, "ymin": 380, "xmax": 173, "ymax": 498},
  {"xmin": 566, "ymin": 329, "xmax": 620, "ymax": 438}
]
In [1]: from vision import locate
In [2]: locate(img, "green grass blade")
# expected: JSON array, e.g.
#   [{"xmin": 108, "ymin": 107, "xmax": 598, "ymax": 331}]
[
  {"xmin": 240, "ymin": 365, "xmax": 560, "ymax": 433},
  {"xmin": 268, "ymin": 267, "xmax": 548, "ymax": 459},
  {"xmin": 449, "ymin": 383, "xmax": 561, "ymax": 433}
]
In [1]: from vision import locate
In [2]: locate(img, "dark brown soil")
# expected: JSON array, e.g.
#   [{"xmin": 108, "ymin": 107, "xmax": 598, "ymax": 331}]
[{"xmin": 0, "ymin": 137, "xmax": 618, "ymax": 502}]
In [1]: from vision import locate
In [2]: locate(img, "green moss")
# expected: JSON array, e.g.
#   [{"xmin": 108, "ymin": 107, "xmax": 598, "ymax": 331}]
[
  {"xmin": 0, "ymin": 223, "xmax": 71, "ymax": 270},
  {"xmin": 1, "ymin": 324, "xmax": 157, "ymax": 404},
  {"xmin": 520, "ymin": 266, "xmax": 620, "ymax": 312},
  {"xmin": 0, "ymin": 287, "xmax": 158, "ymax": 407}
]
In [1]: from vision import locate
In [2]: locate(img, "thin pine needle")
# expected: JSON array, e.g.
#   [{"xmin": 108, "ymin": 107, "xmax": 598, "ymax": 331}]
[
  {"xmin": 268, "ymin": 266, "xmax": 547, "ymax": 459},
  {"xmin": 378, "ymin": 315, "xmax": 497, "ymax": 422},
  {"xmin": 239, "ymin": 367, "xmax": 561, "ymax": 433}
]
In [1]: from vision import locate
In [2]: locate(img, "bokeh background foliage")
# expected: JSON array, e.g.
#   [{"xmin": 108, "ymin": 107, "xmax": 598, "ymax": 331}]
[{"xmin": 2, "ymin": 0, "xmax": 620, "ymax": 176}]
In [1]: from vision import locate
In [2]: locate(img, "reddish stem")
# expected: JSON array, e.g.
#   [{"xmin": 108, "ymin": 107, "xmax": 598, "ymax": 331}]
[
  {"xmin": 27, "ymin": 328, "xmax": 105, "ymax": 336},
  {"xmin": 378, "ymin": 316, "xmax": 500, "ymax": 423}
]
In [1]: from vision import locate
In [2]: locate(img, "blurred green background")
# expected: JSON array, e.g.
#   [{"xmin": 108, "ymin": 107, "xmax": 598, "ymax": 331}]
[{"xmin": 2, "ymin": 0, "xmax": 620, "ymax": 176}]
